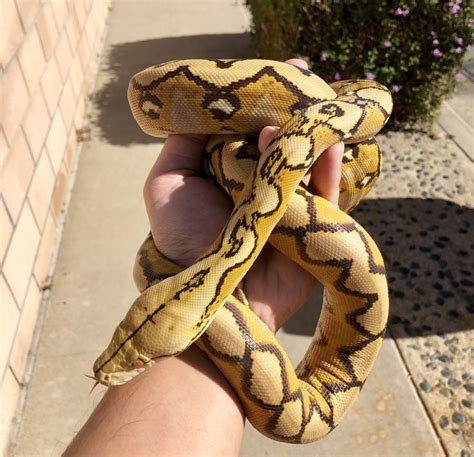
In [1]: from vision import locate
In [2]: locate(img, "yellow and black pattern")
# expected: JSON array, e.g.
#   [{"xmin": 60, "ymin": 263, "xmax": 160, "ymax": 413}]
[{"xmin": 93, "ymin": 59, "xmax": 392, "ymax": 443}]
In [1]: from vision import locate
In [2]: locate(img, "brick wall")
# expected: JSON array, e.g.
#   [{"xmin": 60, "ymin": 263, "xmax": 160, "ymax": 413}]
[{"xmin": 0, "ymin": 0, "xmax": 110, "ymax": 451}]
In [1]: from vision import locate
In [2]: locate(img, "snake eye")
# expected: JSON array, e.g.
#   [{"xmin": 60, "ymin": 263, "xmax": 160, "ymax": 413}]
[{"xmin": 133, "ymin": 359, "xmax": 144, "ymax": 368}]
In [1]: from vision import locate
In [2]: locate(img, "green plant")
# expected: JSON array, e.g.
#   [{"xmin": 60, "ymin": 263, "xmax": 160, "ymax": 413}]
[{"xmin": 245, "ymin": 0, "xmax": 472, "ymax": 129}]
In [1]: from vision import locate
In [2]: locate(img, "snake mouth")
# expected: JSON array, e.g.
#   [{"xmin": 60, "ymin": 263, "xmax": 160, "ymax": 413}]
[
  {"xmin": 93, "ymin": 355, "xmax": 155, "ymax": 386},
  {"xmin": 94, "ymin": 365, "xmax": 150, "ymax": 386}
]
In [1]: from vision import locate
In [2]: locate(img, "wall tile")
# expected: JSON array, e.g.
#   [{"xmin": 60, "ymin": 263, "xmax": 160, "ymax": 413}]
[
  {"xmin": 51, "ymin": 162, "xmax": 68, "ymax": 221},
  {"xmin": 83, "ymin": 0, "xmax": 93, "ymax": 15},
  {"xmin": 59, "ymin": 76, "xmax": 76, "ymax": 134},
  {"xmin": 73, "ymin": 0, "xmax": 86, "ymax": 32},
  {"xmin": 77, "ymin": 29, "xmax": 90, "ymax": 74},
  {"xmin": 0, "ymin": 367, "xmax": 21, "ymax": 451},
  {"xmin": 84, "ymin": 10, "xmax": 97, "ymax": 50},
  {"xmin": 63, "ymin": 128, "xmax": 77, "ymax": 173},
  {"xmin": 64, "ymin": 9, "xmax": 81, "ymax": 54},
  {"xmin": 40, "ymin": 57, "xmax": 62, "ymax": 115},
  {"xmin": 73, "ymin": 93, "xmax": 85, "ymax": 131},
  {"xmin": 0, "ymin": 199, "xmax": 13, "ymax": 264},
  {"xmin": 50, "ymin": 0, "xmax": 69, "ymax": 30},
  {"xmin": 2, "ymin": 204, "xmax": 40, "ymax": 305},
  {"xmin": 22, "ymin": 88, "xmax": 51, "ymax": 161},
  {"xmin": 1, "ymin": 130, "xmax": 34, "ymax": 223},
  {"xmin": 0, "ymin": 58, "xmax": 30, "ymax": 144},
  {"xmin": 28, "ymin": 148, "xmax": 55, "ymax": 229},
  {"xmin": 10, "ymin": 277, "xmax": 42, "ymax": 381},
  {"xmin": 55, "ymin": 30, "xmax": 73, "ymax": 82},
  {"xmin": 36, "ymin": 2, "xmax": 59, "ymax": 61},
  {"xmin": 33, "ymin": 209, "xmax": 57, "ymax": 287},
  {"xmin": 0, "ymin": 0, "xmax": 25, "ymax": 68},
  {"xmin": 67, "ymin": 54, "xmax": 83, "ymax": 98},
  {"xmin": 15, "ymin": 0, "xmax": 43, "ymax": 31},
  {"xmin": 45, "ymin": 109, "xmax": 67, "ymax": 174},
  {"xmin": 0, "ymin": 128, "xmax": 7, "ymax": 170},
  {"xmin": 0, "ymin": 276, "xmax": 19, "ymax": 377},
  {"xmin": 17, "ymin": 27, "xmax": 46, "ymax": 95}
]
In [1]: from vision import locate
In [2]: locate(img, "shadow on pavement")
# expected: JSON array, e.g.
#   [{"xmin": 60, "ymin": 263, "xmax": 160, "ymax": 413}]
[
  {"xmin": 92, "ymin": 34, "xmax": 254, "ymax": 146},
  {"xmin": 283, "ymin": 197, "xmax": 474, "ymax": 339}
]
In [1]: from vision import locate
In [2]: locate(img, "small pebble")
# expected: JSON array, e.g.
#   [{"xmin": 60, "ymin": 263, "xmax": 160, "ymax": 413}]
[
  {"xmin": 461, "ymin": 399, "xmax": 472, "ymax": 409},
  {"xmin": 452, "ymin": 412, "xmax": 465, "ymax": 425},
  {"xmin": 461, "ymin": 450, "xmax": 471, "ymax": 457},
  {"xmin": 431, "ymin": 131, "xmax": 446, "ymax": 140},
  {"xmin": 445, "ymin": 337, "xmax": 459, "ymax": 345},
  {"xmin": 449, "ymin": 346, "xmax": 460, "ymax": 355},
  {"xmin": 449, "ymin": 400, "xmax": 458, "ymax": 410},
  {"xmin": 440, "ymin": 388, "xmax": 452, "ymax": 398},
  {"xmin": 439, "ymin": 415, "xmax": 449, "ymax": 428},
  {"xmin": 463, "ymin": 383, "xmax": 474, "ymax": 393},
  {"xmin": 419, "ymin": 381, "xmax": 430, "ymax": 393},
  {"xmin": 448, "ymin": 378, "xmax": 461, "ymax": 388},
  {"xmin": 441, "ymin": 368, "xmax": 452, "ymax": 378}
]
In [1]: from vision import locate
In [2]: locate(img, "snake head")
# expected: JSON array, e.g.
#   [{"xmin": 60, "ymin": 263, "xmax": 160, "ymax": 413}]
[{"xmin": 92, "ymin": 329, "xmax": 153, "ymax": 386}]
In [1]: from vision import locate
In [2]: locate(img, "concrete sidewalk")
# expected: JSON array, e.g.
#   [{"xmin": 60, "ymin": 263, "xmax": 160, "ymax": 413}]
[{"xmin": 7, "ymin": 1, "xmax": 473, "ymax": 456}]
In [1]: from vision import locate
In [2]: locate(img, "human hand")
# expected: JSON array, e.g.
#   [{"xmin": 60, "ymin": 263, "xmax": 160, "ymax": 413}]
[{"xmin": 143, "ymin": 58, "xmax": 344, "ymax": 333}]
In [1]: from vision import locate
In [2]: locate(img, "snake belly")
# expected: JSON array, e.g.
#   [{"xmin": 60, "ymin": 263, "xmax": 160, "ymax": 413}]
[{"xmin": 93, "ymin": 59, "xmax": 392, "ymax": 443}]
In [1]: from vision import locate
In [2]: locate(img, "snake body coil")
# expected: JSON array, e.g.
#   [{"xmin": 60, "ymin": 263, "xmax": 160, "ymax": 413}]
[{"xmin": 93, "ymin": 59, "xmax": 392, "ymax": 443}]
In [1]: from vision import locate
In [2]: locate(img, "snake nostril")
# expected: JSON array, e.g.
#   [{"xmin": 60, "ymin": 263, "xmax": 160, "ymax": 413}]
[{"xmin": 133, "ymin": 359, "xmax": 144, "ymax": 368}]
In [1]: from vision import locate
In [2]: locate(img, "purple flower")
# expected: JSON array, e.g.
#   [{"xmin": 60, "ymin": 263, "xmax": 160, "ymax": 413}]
[
  {"xmin": 395, "ymin": 7, "xmax": 409, "ymax": 16},
  {"xmin": 433, "ymin": 48, "xmax": 443, "ymax": 58},
  {"xmin": 334, "ymin": 72, "xmax": 341, "ymax": 81},
  {"xmin": 456, "ymin": 37, "xmax": 464, "ymax": 45},
  {"xmin": 432, "ymin": 39, "xmax": 440, "ymax": 46},
  {"xmin": 455, "ymin": 47, "xmax": 463, "ymax": 54},
  {"xmin": 383, "ymin": 40, "xmax": 392, "ymax": 48},
  {"xmin": 260, "ymin": 22, "xmax": 268, "ymax": 33},
  {"xmin": 392, "ymin": 84, "xmax": 401, "ymax": 93},
  {"xmin": 450, "ymin": 4, "xmax": 461, "ymax": 14},
  {"xmin": 320, "ymin": 53, "xmax": 327, "ymax": 62},
  {"xmin": 431, "ymin": 31, "xmax": 437, "ymax": 36},
  {"xmin": 365, "ymin": 72, "xmax": 376, "ymax": 80},
  {"xmin": 455, "ymin": 73, "xmax": 463, "ymax": 81}
]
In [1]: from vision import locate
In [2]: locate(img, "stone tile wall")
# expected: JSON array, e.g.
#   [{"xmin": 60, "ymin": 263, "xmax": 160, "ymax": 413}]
[{"xmin": 0, "ymin": 0, "xmax": 110, "ymax": 451}]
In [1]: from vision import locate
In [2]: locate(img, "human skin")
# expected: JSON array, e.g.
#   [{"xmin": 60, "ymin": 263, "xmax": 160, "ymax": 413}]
[{"xmin": 63, "ymin": 58, "xmax": 344, "ymax": 457}]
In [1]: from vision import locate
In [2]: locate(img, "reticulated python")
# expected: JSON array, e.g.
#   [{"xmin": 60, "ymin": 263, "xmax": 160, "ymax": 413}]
[{"xmin": 93, "ymin": 59, "xmax": 392, "ymax": 443}]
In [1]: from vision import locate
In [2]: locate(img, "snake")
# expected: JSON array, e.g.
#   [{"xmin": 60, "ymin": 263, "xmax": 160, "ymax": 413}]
[{"xmin": 92, "ymin": 59, "xmax": 392, "ymax": 443}]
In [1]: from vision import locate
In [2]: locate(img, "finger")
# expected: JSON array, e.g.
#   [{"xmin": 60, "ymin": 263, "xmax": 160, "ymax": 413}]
[
  {"xmin": 258, "ymin": 126, "xmax": 279, "ymax": 153},
  {"xmin": 285, "ymin": 58, "xmax": 309, "ymax": 70},
  {"xmin": 152, "ymin": 134, "xmax": 208, "ymax": 176},
  {"xmin": 308, "ymin": 142, "xmax": 344, "ymax": 206}
]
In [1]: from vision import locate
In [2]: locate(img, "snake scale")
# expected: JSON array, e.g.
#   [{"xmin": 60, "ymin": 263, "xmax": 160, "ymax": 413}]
[{"xmin": 93, "ymin": 59, "xmax": 392, "ymax": 443}]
